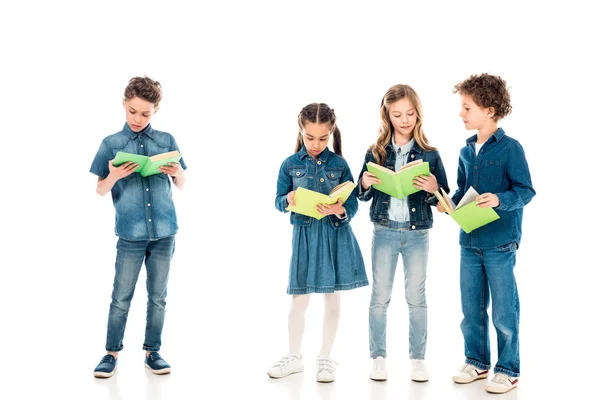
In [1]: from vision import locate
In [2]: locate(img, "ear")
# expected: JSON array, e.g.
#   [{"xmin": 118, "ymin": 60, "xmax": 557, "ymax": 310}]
[
  {"xmin": 487, "ymin": 106, "xmax": 496, "ymax": 119},
  {"xmin": 153, "ymin": 106, "xmax": 159, "ymax": 115}
]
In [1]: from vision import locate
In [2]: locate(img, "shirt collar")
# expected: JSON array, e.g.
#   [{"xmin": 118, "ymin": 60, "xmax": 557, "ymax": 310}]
[
  {"xmin": 298, "ymin": 145, "xmax": 331, "ymax": 162},
  {"xmin": 391, "ymin": 137, "xmax": 416, "ymax": 156},
  {"xmin": 124, "ymin": 122, "xmax": 154, "ymax": 139},
  {"xmin": 466, "ymin": 127, "xmax": 505, "ymax": 145}
]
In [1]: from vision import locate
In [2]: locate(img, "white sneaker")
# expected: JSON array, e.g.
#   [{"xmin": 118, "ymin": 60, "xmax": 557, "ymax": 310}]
[
  {"xmin": 369, "ymin": 356, "xmax": 387, "ymax": 381},
  {"xmin": 452, "ymin": 363, "xmax": 489, "ymax": 383},
  {"xmin": 267, "ymin": 353, "xmax": 303, "ymax": 378},
  {"xmin": 410, "ymin": 359, "xmax": 429, "ymax": 382},
  {"xmin": 316, "ymin": 354, "xmax": 337, "ymax": 383},
  {"xmin": 484, "ymin": 373, "xmax": 519, "ymax": 394}
]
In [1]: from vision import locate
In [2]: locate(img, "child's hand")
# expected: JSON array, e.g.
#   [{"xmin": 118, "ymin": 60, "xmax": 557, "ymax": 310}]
[
  {"xmin": 476, "ymin": 193, "xmax": 499, "ymax": 208},
  {"xmin": 159, "ymin": 162, "xmax": 181, "ymax": 177},
  {"xmin": 287, "ymin": 191, "xmax": 296, "ymax": 206},
  {"xmin": 316, "ymin": 198, "xmax": 345, "ymax": 216},
  {"xmin": 436, "ymin": 203, "xmax": 446, "ymax": 213},
  {"xmin": 413, "ymin": 174, "xmax": 438, "ymax": 193},
  {"xmin": 108, "ymin": 160, "xmax": 138, "ymax": 180},
  {"xmin": 361, "ymin": 172, "xmax": 381, "ymax": 190}
]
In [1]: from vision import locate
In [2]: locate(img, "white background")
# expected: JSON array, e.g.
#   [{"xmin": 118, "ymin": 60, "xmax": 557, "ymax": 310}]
[{"xmin": 1, "ymin": 1, "xmax": 598, "ymax": 399}]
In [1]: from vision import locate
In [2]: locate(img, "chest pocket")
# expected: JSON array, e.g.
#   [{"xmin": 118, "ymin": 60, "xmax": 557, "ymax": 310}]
[
  {"xmin": 480, "ymin": 160, "xmax": 504, "ymax": 183},
  {"xmin": 289, "ymin": 166, "xmax": 308, "ymax": 190}
]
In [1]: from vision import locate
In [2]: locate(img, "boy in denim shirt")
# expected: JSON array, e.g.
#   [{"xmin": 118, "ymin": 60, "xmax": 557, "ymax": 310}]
[
  {"xmin": 90, "ymin": 76, "xmax": 187, "ymax": 378},
  {"xmin": 444, "ymin": 74, "xmax": 535, "ymax": 394}
]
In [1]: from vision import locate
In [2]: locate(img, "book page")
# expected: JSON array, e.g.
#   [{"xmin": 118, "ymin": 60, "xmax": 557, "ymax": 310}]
[
  {"xmin": 329, "ymin": 181, "xmax": 355, "ymax": 197},
  {"xmin": 455, "ymin": 187, "xmax": 479, "ymax": 210},
  {"xmin": 398, "ymin": 159, "xmax": 423, "ymax": 172},
  {"xmin": 367, "ymin": 161, "xmax": 396, "ymax": 175},
  {"xmin": 149, "ymin": 150, "xmax": 181, "ymax": 162}
]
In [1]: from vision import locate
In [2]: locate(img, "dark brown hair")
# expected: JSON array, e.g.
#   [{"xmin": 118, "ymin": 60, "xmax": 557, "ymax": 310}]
[
  {"xmin": 295, "ymin": 103, "xmax": 342, "ymax": 157},
  {"xmin": 371, "ymin": 84, "xmax": 436, "ymax": 165},
  {"xmin": 453, "ymin": 73, "xmax": 512, "ymax": 121},
  {"xmin": 123, "ymin": 76, "xmax": 162, "ymax": 106}
]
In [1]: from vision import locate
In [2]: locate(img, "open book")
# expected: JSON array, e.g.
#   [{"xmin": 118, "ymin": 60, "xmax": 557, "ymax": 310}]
[
  {"xmin": 366, "ymin": 159, "xmax": 430, "ymax": 199},
  {"xmin": 286, "ymin": 181, "xmax": 356, "ymax": 220},
  {"xmin": 434, "ymin": 187, "xmax": 500, "ymax": 233},
  {"xmin": 113, "ymin": 151, "xmax": 182, "ymax": 177}
]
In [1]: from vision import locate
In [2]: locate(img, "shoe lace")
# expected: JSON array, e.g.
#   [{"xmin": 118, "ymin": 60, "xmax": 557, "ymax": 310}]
[
  {"xmin": 148, "ymin": 353, "xmax": 161, "ymax": 361},
  {"xmin": 459, "ymin": 364, "xmax": 475, "ymax": 373},
  {"xmin": 491, "ymin": 373, "xmax": 509, "ymax": 384},
  {"xmin": 412, "ymin": 360, "xmax": 426, "ymax": 372},
  {"xmin": 318, "ymin": 357, "xmax": 337, "ymax": 373},
  {"xmin": 272, "ymin": 354, "xmax": 295, "ymax": 368},
  {"xmin": 101, "ymin": 355, "xmax": 115, "ymax": 363},
  {"xmin": 373, "ymin": 359, "xmax": 385, "ymax": 371}
]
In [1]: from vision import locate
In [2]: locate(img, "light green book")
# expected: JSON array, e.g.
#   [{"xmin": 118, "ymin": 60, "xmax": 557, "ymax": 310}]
[
  {"xmin": 366, "ymin": 160, "xmax": 430, "ymax": 199},
  {"xmin": 434, "ymin": 187, "xmax": 500, "ymax": 234},
  {"xmin": 286, "ymin": 181, "xmax": 356, "ymax": 220},
  {"xmin": 113, "ymin": 151, "xmax": 181, "ymax": 177}
]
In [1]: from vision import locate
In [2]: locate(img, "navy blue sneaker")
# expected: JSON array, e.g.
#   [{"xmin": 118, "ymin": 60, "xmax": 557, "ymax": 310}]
[
  {"xmin": 94, "ymin": 355, "xmax": 117, "ymax": 378},
  {"xmin": 145, "ymin": 352, "xmax": 171, "ymax": 375}
]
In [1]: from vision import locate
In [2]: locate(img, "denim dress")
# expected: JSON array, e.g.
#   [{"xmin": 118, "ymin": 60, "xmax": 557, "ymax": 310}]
[{"xmin": 275, "ymin": 146, "xmax": 368, "ymax": 295}]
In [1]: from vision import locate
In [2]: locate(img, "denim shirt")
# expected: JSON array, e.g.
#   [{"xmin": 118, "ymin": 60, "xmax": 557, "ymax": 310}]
[
  {"xmin": 275, "ymin": 146, "xmax": 358, "ymax": 229},
  {"xmin": 358, "ymin": 140, "xmax": 450, "ymax": 230},
  {"xmin": 90, "ymin": 123, "xmax": 187, "ymax": 241},
  {"xmin": 451, "ymin": 128, "xmax": 535, "ymax": 249}
]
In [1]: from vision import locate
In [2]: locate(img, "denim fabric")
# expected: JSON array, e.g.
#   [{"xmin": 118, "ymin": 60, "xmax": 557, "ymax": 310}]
[
  {"xmin": 105, "ymin": 236, "xmax": 175, "ymax": 352},
  {"xmin": 369, "ymin": 224, "xmax": 429, "ymax": 359},
  {"xmin": 451, "ymin": 128, "xmax": 535, "ymax": 248},
  {"xmin": 460, "ymin": 243, "xmax": 520, "ymax": 377},
  {"xmin": 358, "ymin": 141, "xmax": 449, "ymax": 230},
  {"xmin": 275, "ymin": 146, "xmax": 358, "ymax": 229},
  {"xmin": 90, "ymin": 123, "xmax": 187, "ymax": 241}
]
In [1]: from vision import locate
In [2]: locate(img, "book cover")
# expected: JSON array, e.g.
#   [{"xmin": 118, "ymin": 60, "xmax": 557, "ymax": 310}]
[
  {"xmin": 113, "ymin": 151, "xmax": 181, "ymax": 177},
  {"xmin": 366, "ymin": 160, "xmax": 430, "ymax": 199},
  {"xmin": 434, "ymin": 187, "xmax": 500, "ymax": 233},
  {"xmin": 286, "ymin": 181, "xmax": 356, "ymax": 220}
]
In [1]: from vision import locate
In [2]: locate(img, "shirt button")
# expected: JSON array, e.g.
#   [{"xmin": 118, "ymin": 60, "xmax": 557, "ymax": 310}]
[
  {"xmin": 141, "ymin": 144, "xmax": 144, "ymax": 147},
  {"xmin": 411, "ymin": 225, "xmax": 416, "ymax": 229},
  {"xmin": 147, "ymin": 203, "xmax": 151, "ymax": 207},
  {"xmin": 330, "ymin": 173, "xmax": 334, "ymax": 178},
  {"xmin": 296, "ymin": 171, "xmax": 300, "ymax": 176},
  {"xmin": 146, "ymin": 188, "xmax": 149, "ymax": 191},
  {"xmin": 148, "ymin": 219, "xmax": 152, "ymax": 222},
  {"xmin": 411, "ymin": 208, "xmax": 416, "ymax": 212},
  {"xmin": 317, "ymin": 161, "xmax": 322, "ymax": 165},
  {"xmin": 411, "ymin": 154, "xmax": 415, "ymax": 158},
  {"xmin": 320, "ymin": 178, "xmax": 324, "ymax": 183},
  {"xmin": 335, "ymin": 222, "xmax": 339, "ymax": 226}
]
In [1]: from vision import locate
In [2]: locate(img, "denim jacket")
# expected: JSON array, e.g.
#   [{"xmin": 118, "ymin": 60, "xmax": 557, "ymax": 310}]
[
  {"xmin": 357, "ymin": 141, "xmax": 449, "ymax": 230},
  {"xmin": 451, "ymin": 128, "xmax": 535, "ymax": 249},
  {"xmin": 275, "ymin": 146, "xmax": 358, "ymax": 229},
  {"xmin": 90, "ymin": 123, "xmax": 187, "ymax": 241}
]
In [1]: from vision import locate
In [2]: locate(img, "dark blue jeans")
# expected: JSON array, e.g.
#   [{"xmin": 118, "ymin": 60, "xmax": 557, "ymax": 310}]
[
  {"xmin": 105, "ymin": 236, "xmax": 175, "ymax": 352},
  {"xmin": 460, "ymin": 243, "xmax": 520, "ymax": 377}
]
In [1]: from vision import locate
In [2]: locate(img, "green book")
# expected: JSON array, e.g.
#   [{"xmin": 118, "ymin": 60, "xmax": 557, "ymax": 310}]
[
  {"xmin": 434, "ymin": 187, "xmax": 500, "ymax": 234},
  {"xmin": 366, "ymin": 160, "xmax": 430, "ymax": 199},
  {"xmin": 286, "ymin": 181, "xmax": 356, "ymax": 220},
  {"xmin": 112, "ymin": 151, "xmax": 181, "ymax": 177}
]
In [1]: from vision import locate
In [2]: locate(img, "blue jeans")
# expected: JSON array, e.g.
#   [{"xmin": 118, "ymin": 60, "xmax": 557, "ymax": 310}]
[
  {"xmin": 460, "ymin": 243, "xmax": 520, "ymax": 377},
  {"xmin": 369, "ymin": 223, "xmax": 429, "ymax": 359},
  {"xmin": 105, "ymin": 236, "xmax": 175, "ymax": 352}
]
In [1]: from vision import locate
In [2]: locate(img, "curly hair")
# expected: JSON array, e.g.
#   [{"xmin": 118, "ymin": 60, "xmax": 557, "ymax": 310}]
[
  {"xmin": 295, "ymin": 103, "xmax": 342, "ymax": 157},
  {"xmin": 123, "ymin": 76, "xmax": 162, "ymax": 106},
  {"xmin": 453, "ymin": 73, "xmax": 511, "ymax": 121},
  {"xmin": 371, "ymin": 84, "xmax": 436, "ymax": 165}
]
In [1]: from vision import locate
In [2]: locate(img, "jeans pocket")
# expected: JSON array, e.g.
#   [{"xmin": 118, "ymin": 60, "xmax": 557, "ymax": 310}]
[{"xmin": 496, "ymin": 241, "xmax": 516, "ymax": 252}]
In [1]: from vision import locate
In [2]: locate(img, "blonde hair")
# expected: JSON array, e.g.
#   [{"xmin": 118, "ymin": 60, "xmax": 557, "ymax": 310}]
[
  {"xmin": 371, "ymin": 84, "xmax": 435, "ymax": 165},
  {"xmin": 295, "ymin": 103, "xmax": 343, "ymax": 157}
]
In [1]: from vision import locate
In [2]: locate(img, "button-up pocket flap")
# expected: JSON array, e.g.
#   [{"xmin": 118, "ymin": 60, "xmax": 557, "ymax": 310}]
[
  {"xmin": 326, "ymin": 168, "xmax": 343, "ymax": 180},
  {"xmin": 288, "ymin": 167, "xmax": 307, "ymax": 178}
]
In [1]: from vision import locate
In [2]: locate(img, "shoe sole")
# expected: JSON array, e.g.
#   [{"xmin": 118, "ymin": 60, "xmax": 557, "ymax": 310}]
[
  {"xmin": 411, "ymin": 376, "xmax": 429, "ymax": 382},
  {"xmin": 145, "ymin": 364, "xmax": 171, "ymax": 375},
  {"xmin": 485, "ymin": 384, "xmax": 518, "ymax": 394},
  {"xmin": 317, "ymin": 377, "xmax": 334, "ymax": 383},
  {"xmin": 267, "ymin": 368, "xmax": 304, "ymax": 379},
  {"xmin": 452, "ymin": 373, "xmax": 488, "ymax": 384},
  {"xmin": 369, "ymin": 374, "xmax": 387, "ymax": 381},
  {"xmin": 94, "ymin": 368, "xmax": 116, "ymax": 378}
]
